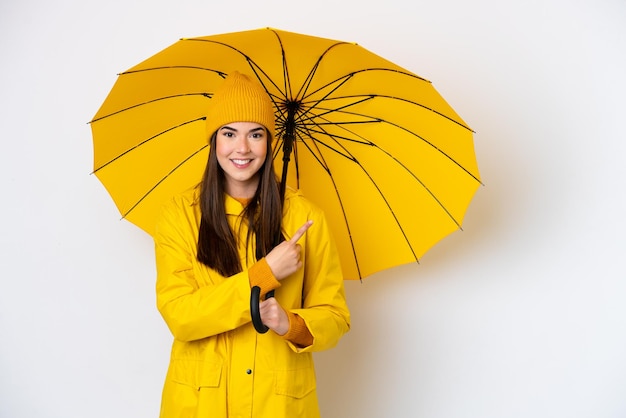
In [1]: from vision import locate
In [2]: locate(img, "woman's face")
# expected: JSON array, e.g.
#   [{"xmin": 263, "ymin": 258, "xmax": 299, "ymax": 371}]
[{"xmin": 215, "ymin": 121, "xmax": 268, "ymax": 198}]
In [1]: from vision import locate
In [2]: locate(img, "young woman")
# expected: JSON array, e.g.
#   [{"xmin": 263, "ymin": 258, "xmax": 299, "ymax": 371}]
[{"xmin": 154, "ymin": 72, "xmax": 350, "ymax": 417}]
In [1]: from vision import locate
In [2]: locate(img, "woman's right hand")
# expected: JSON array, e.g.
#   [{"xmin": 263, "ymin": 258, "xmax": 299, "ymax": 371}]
[{"xmin": 265, "ymin": 220, "xmax": 313, "ymax": 280}]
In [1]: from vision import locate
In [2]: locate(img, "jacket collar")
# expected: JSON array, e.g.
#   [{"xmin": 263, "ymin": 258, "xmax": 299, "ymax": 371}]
[
  {"xmin": 224, "ymin": 193, "xmax": 246, "ymax": 215},
  {"xmin": 222, "ymin": 187, "xmax": 303, "ymax": 215}
]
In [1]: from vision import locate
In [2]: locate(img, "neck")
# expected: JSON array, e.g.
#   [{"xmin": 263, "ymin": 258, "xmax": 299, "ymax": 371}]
[{"xmin": 225, "ymin": 179, "xmax": 259, "ymax": 200}]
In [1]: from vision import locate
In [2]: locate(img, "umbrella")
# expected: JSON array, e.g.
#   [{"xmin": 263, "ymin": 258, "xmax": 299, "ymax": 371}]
[{"xmin": 90, "ymin": 28, "xmax": 481, "ymax": 329}]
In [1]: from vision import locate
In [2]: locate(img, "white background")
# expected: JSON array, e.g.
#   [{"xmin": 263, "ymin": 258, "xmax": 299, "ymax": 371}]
[{"xmin": 1, "ymin": 0, "xmax": 625, "ymax": 417}]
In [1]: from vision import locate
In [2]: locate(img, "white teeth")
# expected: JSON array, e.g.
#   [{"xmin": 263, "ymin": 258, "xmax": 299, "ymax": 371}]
[{"xmin": 232, "ymin": 159, "xmax": 251, "ymax": 165}]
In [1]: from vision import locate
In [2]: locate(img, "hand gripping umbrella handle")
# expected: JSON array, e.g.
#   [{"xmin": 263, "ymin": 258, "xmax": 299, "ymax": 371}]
[{"xmin": 250, "ymin": 287, "xmax": 275, "ymax": 333}]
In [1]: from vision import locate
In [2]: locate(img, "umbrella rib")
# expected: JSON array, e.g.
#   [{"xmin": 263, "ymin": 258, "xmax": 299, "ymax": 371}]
[
  {"xmin": 310, "ymin": 93, "xmax": 473, "ymax": 132},
  {"xmin": 184, "ymin": 37, "xmax": 289, "ymax": 103},
  {"xmin": 299, "ymin": 69, "xmax": 427, "ymax": 115},
  {"xmin": 92, "ymin": 117, "xmax": 205, "ymax": 173},
  {"xmin": 117, "ymin": 62, "xmax": 288, "ymax": 114},
  {"xmin": 295, "ymin": 91, "xmax": 476, "ymax": 179},
  {"xmin": 267, "ymin": 29, "xmax": 295, "ymax": 102},
  {"xmin": 305, "ymin": 119, "xmax": 481, "ymax": 186},
  {"xmin": 304, "ymin": 125, "xmax": 421, "ymax": 262},
  {"xmin": 120, "ymin": 66, "xmax": 225, "ymax": 76},
  {"xmin": 121, "ymin": 144, "xmax": 208, "ymax": 220},
  {"xmin": 302, "ymin": 106, "xmax": 474, "ymax": 239},
  {"xmin": 302, "ymin": 69, "xmax": 428, "ymax": 102},
  {"xmin": 178, "ymin": 37, "xmax": 299, "ymax": 129},
  {"xmin": 122, "ymin": 57, "xmax": 294, "ymax": 136},
  {"xmin": 297, "ymin": 98, "xmax": 481, "ymax": 185},
  {"xmin": 315, "ymin": 116, "xmax": 473, "ymax": 227},
  {"xmin": 292, "ymin": 129, "xmax": 364, "ymax": 280},
  {"xmin": 384, "ymin": 119, "xmax": 481, "ymax": 185},
  {"xmin": 301, "ymin": 95, "xmax": 376, "ymax": 124},
  {"xmin": 330, "ymin": 116, "xmax": 466, "ymax": 230},
  {"xmin": 272, "ymin": 30, "xmax": 352, "ymax": 102},
  {"xmin": 294, "ymin": 124, "xmax": 360, "ymax": 161},
  {"xmin": 296, "ymin": 69, "xmax": 478, "ymax": 181},
  {"xmin": 90, "ymin": 93, "xmax": 210, "ymax": 122},
  {"xmin": 287, "ymin": 80, "xmax": 480, "ymax": 231}
]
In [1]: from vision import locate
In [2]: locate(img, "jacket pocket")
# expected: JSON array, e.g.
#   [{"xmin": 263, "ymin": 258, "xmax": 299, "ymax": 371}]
[
  {"xmin": 274, "ymin": 365, "xmax": 316, "ymax": 399},
  {"xmin": 170, "ymin": 358, "xmax": 223, "ymax": 390}
]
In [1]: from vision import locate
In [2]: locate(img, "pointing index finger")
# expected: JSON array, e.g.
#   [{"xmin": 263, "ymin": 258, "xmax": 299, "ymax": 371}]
[{"xmin": 289, "ymin": 220, "xmax": 313, "ymax": 244}]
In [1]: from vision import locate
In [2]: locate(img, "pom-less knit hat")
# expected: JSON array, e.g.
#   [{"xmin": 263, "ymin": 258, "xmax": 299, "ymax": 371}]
[{"xmin": 205, "ymin": 72, "xmax": 276, "ymax": 142}]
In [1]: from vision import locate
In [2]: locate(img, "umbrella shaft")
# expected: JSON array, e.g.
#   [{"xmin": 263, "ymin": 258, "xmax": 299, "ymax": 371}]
[{"xmin": 279, "ymin": 106, "xmax": 297, "ymax": 200}]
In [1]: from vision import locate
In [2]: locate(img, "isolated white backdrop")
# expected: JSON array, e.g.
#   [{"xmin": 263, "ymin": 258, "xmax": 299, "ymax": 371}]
[{"xmin": 1, "ymin": 0, "xmax": 625, "ymax": 417}]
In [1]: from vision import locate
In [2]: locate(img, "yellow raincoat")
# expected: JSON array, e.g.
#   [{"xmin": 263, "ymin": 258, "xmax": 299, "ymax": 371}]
[{"xmin": 154, "ymin": 187, "xmax": 350, "ymax": 418}]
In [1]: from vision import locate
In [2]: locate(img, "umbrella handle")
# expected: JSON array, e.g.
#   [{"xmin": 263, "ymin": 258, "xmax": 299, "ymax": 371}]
[{"xmin": 250, "ymin": 287, "xmax": 275, "ymax": 333}]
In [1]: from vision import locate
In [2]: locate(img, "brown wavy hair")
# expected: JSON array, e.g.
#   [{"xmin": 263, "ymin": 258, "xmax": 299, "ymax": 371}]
[{"xmin": 196, "ymin": 130, "xmax": 284, "ymax": 276}]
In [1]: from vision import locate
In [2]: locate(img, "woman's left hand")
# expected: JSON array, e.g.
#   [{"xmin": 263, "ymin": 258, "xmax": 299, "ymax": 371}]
[{"xmin": 259, "ymin": 297, "xmax": 289, "ymax": 336}]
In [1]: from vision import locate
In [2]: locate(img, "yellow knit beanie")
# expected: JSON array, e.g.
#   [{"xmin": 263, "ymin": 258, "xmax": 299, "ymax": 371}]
[{"xmin": 205, "ymin": 72, "xmax": 275, "ymax": 142}]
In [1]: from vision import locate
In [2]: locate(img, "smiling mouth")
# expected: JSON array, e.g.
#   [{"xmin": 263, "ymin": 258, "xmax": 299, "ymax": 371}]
[{"xmin": 232, "ymin": 159, "xmax": 253, "ymax": 167}]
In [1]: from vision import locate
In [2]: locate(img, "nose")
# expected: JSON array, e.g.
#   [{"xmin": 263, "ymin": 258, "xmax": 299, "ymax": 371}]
[{"xmin": 234, "ymin": 136, "xmax": 250, "ymax": 153}]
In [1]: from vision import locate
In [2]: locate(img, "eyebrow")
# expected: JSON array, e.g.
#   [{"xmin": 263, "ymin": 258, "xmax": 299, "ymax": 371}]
[{"xmin": 220, "ymin": 125, "xmax": 266, "ymax": 133}]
